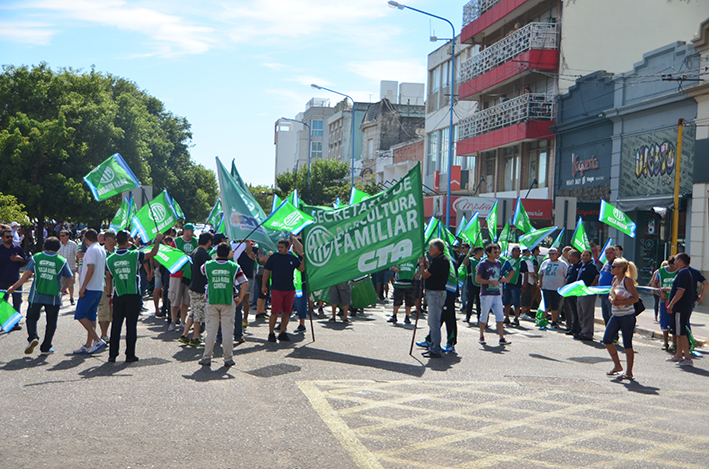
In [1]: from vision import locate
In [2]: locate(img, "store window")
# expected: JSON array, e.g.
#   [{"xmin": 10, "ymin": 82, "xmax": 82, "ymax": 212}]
[{"xmin": 528, "ymin": 141, "xmax": 548, "ymax": 188}]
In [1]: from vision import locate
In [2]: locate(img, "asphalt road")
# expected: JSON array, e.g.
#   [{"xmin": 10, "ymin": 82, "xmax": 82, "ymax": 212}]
[{"xmin": 1, "ymin": 296, "xmax": 708, "ymax": 469}]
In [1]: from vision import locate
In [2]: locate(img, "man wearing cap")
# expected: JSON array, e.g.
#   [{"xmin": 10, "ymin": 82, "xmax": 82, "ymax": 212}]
[
  {"xmin": 169, "ymin": 223, "xmax": 197, "ymax": 331},
  {"xmin": 97, "ymin": 231, "xmax": 117, "ymax": 343},
  {"xmin": 538, "ymin": 247, "xmax": 568, "ymax": 330},
  {"xmin": 10, "ymin": 222, "xmax": 23, "ymax": 245},
  {"xmin": 1, "ymin": 226, "xmax": 28, "ymax": 313}
]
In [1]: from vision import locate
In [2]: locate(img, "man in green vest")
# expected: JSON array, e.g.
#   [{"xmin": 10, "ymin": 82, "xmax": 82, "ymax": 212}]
[
  {"xmin": 7, "ymin": 236, "xmax": 73, "ymax": 356},
  {"xmin": 658, "ymin": 256, "xmax": 678, "ymax": 351},
  {"xmin": 388, "ymin": 261, "xmax": 417, "ymax": 324},
  {"xmin": 463, "ymin": 246, "xmax": 484, "ymax": 324},
  {"xmin": 168, "ymin": 224, "xmax": 197, "ymax": 331},
  {"xmin": 199, "ymin": 243, "xmax": 248, "ymax": 367},
  {"xmin": 501, "ymin": 246, "xmax": 523, "ymax": 326},
  {"xmin": 105, "ymin": 230, "xmax": 163, "ymax": 363}
]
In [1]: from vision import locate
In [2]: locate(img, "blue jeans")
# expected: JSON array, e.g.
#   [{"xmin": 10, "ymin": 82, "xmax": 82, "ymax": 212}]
[
  {"xmin": 603, "ymin": 314, "xmax": 636, "ymax": 349},
  {"xmin": 425, "ymin": 290, "xmax": 446, "ymax": 355}
]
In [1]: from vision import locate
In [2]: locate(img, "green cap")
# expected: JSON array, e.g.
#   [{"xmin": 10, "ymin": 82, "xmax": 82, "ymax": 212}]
[{"xmin": 183, "ymin": 223, "xmax": 195, "ymax": 231}]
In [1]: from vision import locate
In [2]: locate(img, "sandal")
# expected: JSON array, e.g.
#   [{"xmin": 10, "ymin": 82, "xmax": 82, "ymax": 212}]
[
  {"xmin": 606, "ymin": 368, "xmax": 623, "ymax": 376},
  {"xmin": 619, "ymin": 374, "xmax": 634, "ymax": 381}
]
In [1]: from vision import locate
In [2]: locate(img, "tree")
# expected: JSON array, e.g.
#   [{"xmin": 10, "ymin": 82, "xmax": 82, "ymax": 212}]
[
  {"xmin": 0, "ymin": 192, "xmax": 29, "ymax": 224},
  {"xmin": 247, "ymin": 184, "xmax": 275, "ymax": 216},
  {"xmin": 0, "ymin": 63, "xmax": 218, "ymax": 235},
  {"xmin": 275, "ymin": 159, "xmax": 378, "ymax": 206}
]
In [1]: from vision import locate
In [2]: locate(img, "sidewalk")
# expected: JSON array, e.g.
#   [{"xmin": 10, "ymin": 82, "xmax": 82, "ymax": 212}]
[{"xmin": 593, "ymin": 293, "xmax": 708, "ymax": 347}]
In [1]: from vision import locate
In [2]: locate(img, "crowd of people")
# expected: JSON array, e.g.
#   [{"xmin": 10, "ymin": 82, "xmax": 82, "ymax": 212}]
[{"xmin": 0, "ymin": 219, "xmax": 707, "ymax": 375}]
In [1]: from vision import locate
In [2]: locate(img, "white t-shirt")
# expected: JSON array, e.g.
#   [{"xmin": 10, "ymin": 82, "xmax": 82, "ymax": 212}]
[
  {"xmin": 79, "ymin": 242, "xmax": 107, "ymax": 292},
  {"xmin": 539, "ymin": 259, "xmax": 568, "ymax": 291}
]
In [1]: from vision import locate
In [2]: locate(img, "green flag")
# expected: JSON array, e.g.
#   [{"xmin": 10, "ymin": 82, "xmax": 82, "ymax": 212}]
[
  {"xmin": 271, "ymin": 195, "xmax": 282, "ymax": 214},
  {"xmin": 519, "ymin": 226, "xmax": 558, "ymax": 251},
  {"xmin": 303, "ymin": 163, "xmax": 424, "ymax": 292},
  {"xmin": 599, "ymin": 199, "xmax": 636, "ymax": 238},
  {"xmin": 424, "ymin": 217, "xmax": 439, "ymax": 243},
  {"xmin": 571, "ymin": 217, "xmax": 591, "ymax": 252},
  {"xmin": 486, "ymin": 199, "xmax": 498, "ymax": 242},
  {"xmin": 130, "ymin": 190, "xmax": 179, "ymax": 242},
  {"xmin": 513, "ymin": 197, "xmax": 535, "ymax": 233},
  {"xmin": 262, "ymin": 199, "xmax": 314, "ymax": 235},
  {"xmin": 498, "ymin": 220, "xmax": 511, "ymax": 254},
  {"xmin": 455, "ymin": 215, "xmax": 468, "ymax": 238},
  {"xmin": 83, "ymin": 153, "xmax": 140, "ymax": 201},
  {"xmin": 206, "ymin": 199, "xmax": 223, "ymax": 227},
  {"xmin": 558, "ymin": 280, "xmax": 611, "ymax": 297},
  {"xmin": 140, "ymin": 244, "xmax": 191, "ymax": 274},
  {"xmin": 173, "ymin": 199, "xmax": 185, "ymax": 220},
  {"xmin": 231, "ymin": 159, "xmax": 250, "ymax": 193},
  {"xmin": 461, "ymin": 212, "xmax": 484, "ymax": 248},
  {"xmin": 349, "ymin": 187, "xmax": 372, "ymax": 205},
  {"xmin": 216, "ymin": 158, "xmax": 277, "ymax": 250},
  {"xmin": 0, "ymin": 296, "xmax": 22, "ymax": 331},
  {"xmin": 109, "ymin": 196, "xmax": 133, "ymax": 232}
]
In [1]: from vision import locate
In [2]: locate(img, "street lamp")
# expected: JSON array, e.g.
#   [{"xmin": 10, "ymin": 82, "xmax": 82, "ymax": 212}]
[
  {"xmin": 311, "ymin": 84, "xmax": 356, "ymax": 189},
  {"xmin": 388, "ymin": 1, "xmax": 456, "ymax": 229},
  {"xmin": 280, "ymin": 117, "xmax": 311, "ymax": 202}
]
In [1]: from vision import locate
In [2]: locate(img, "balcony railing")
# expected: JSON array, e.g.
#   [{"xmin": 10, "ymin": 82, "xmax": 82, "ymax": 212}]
[
  {"xmin": 463, "ymin": 0, "xmax": 504, "ymax": 27},
  {"xmin": 458, "ymin": 93, "xmax": 555, "ymax": 141},
  {"xmin": 460, "ymin": 22, "xmax": 557, "ymax": 84}
]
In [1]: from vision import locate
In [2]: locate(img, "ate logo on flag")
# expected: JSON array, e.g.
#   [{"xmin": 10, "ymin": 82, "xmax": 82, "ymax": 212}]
[
  {"xmin": 284, "ymin": 211, "xmax": 304, "ymax": 226},
  {"xmin": 149, "ymin": 204, "xmax": 168, "ymax": 223},
  {"xmin": 100, "ymin": 167, "xmax": 115, "ymax": 184},
  {"xmin": 306, "ymin": 226, "xmax": 335, "ymax": 267},
  {"xmin": 613, "ymin": 207, "xmax": 623, "ymax": 220}
]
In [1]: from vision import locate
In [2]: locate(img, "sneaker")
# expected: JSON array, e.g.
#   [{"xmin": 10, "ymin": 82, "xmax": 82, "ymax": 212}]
[
  {"xmin": 268, "ymin": 332, "xmax": 277, "ymax": 342},
  {"xmin": 404, "ymin": 316, "xmax": 411, "ymax": 324},
  {"xmin": 178, "ymin": 336, "xmax": 190, "ymax": 345},
  {"xmin": 25, "ymin": 338, "xmax": 39, "ymax": 355},
  {"xmin": 668, "ymin": 344, "xmax": 677, "ymax": 352},
  {"xmin": 73, "ymin": 345, "xmax": 90, "ymax": 354},
  {"xmin": 70, "ymin": 297, "xmax": 75, "ymax": 305},
  {"xmin": 677, "ymin": 359, "xmax": 694, "ymax": 367},
  {"xmin": 101, "ymin": 336, "xmax": 110, "ymax": 344},
  {"xmin": 520, "ymin": 314, "xmax": 532, "ymax": 321},
  {"xmin": 328, "ymin": 317, "xmax": 336, "ymax": 323},
  {"xmin": 387, "ymin": 316, "xmax": 398, "ymax": 323},
  {"xmin": 416, "ymin": 340, "xmax": 431, "ymax": 349},
  {"xmin": 294, "ymin": 325, "xmax": 306, "ymax": 333},
  {"xmin": 499, "ymin": 338, "xmax": 511, "ymax": 346},
  {"xmin": 242, "ymin": 321, "xmax": 248, "ymax": 328},
  {"xmin": 108, "ymin": 356, "xmax": 116, "ymax": 363},
  {"xmin": 224, "ymin": 359, "xmax": 235, "ymax": 367},
  {"xmin": 665, "ymin": 356, "xmax": 682, "ymax": 362},
  {"xmin": 478, "ymin": 337, "xmax": 486, "ymax": 345},
  {"xmin": 168, "ymin": 322, "xmax": 177, "ymax": 331},
  {"xmin": 548, "ymin": 322, "xmax": 558, "ymax": 330},
  {"xmin": 342, "ymin": 317, "xmax": 350, "ymax": 324},
  {"xmin": 278, "ymin": 332, "xmax": 290, "ymax": 341},
  {"xmin": 189, "ymin": 338, "xmax": 203, "ymax": 347},
  {"xmin": 234, "ymin": 337, "xmax": 246, "ymax": 345},
  {"xmin": 126, "ymin": 356, "xmax": 139, "ymax": 363},
  {"xmin": 661, "ymin": 343, "xmax": 669, "ymax": 351},
  {"xmin": 503, "ymin": 317, "xmax": 511, "ymax": 325},
  {"xmin": 422, "ymin": 351, "xmax": 442, "ymax": 358},
  {"xmin": 442, "ymin": 344, "xmax": 456, "ymax": 353},
  {"xmin": 198, "ymin": 358, "xmax": 211, "ymax": 366},
  {"xmin": 39, "ymin": 349, "xmax": 55, "ymax": 356},
  {"xmin": 512, "ymin": 318, "xmax": 520, "ymax": 327},
  {"xmin": 88, "ymin": 340, "xmax": 107, "ymax": 354}
]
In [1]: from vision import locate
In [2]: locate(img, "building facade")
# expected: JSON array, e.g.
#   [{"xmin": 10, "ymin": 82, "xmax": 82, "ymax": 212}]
[{"xmin": 327, "ymin": 99, "xmax": 369, "ymax": 175}]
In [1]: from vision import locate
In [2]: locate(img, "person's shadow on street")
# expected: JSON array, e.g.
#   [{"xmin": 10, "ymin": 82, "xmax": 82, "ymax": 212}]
[{"xmin": 182, "ymin": 366, "xmax": 234, "ymax": 382}]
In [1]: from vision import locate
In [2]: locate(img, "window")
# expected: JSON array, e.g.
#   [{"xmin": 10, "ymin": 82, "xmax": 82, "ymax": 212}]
[
  {"xmin": 440, "ymin": 129, "xmax": 449, "ymax": 174},
  {"xmin": 367, "ymin": 139, "xmax": 374, "ymax": 160},
  {"xmin": 484, "ymin": 152, "xmax": 496, "ymax": 193},
  {"xmin": 426, "ymin": 132, "xmax": 439, "ymax": 176},
  {"xmin": 502, "ymin": 146, "xmax": 519, "ymax": 192},
  {"xmin": 433, "ymin": 66, "xmax": 441, "ymax": 92},
  {"xmin": 311, "ymin": 141, "xmax": 322, "ymax": 159},
  {"xmin": 528, "ymin": 141, "xmax": 548, "ymax": 188},
  {"xmin": 441, "ymin": 61, "xmax": 449, "ymax": 87},
  {"xmin": 312, "ymin": 119, "xmax": 323, "ymax": 136}
]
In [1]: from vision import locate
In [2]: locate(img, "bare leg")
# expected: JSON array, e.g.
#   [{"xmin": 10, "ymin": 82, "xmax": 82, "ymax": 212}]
[
  {"xmin": 180, "ymin": 304, "xmax": 188, "ymax": 323},
  {"xmin": 182, "ymin": 318, "xmax": 194, "ymax": 337},
  {"xmin": 269, "ymin": 311, "xmax": 279, "ymax": 333},
  {"xmin": 191, "ymin": 321, "xmax": 201, "ymax": 340},
  {"xmin": 605, "ymin": 344, "xmax": 623, "ymax": 374},
  {"xmin": 153, "ymin": 287, "xmax": 162, "ymax": 314},
  {"xmin": 496, "ymin": 321, "xmax": 505, "ymax": 340},
  {"xmin": 404, "ymin": 305, "xmax": 411, "ymax": 319},
  {"xmin": 625, "ymin": 348, "xmax": 634, "ymax": 378},
  {"xmin": 677, "ymin": 336, "xmax": 691, "ymax": 360},
  {"xmin": 78, "ymin": 318, "xmax": 101, "ymax": 347},
  {"xmin": 99, "ymin": 321, "xmax": 110, "ymax": 338},
  {"xmin": 392, "ymin": 304, "xmax": 400, "ymax": 319},
  {"xmin": 551, "ymin": 309, "xmax": 559, "ymax": 323}
]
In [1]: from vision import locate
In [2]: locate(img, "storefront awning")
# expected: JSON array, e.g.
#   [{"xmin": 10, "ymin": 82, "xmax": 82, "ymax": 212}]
[{"xmin": 616, "ymin": 195, "xmax": 686, "ymax": 212}]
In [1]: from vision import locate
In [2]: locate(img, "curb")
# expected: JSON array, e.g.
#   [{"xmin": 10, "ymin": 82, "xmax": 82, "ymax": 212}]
[{"xmin": 593, "ymin": 317, "xmax": 706, "ymax": 348}]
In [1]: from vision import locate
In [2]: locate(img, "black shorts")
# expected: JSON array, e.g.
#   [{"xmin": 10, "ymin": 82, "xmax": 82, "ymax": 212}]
[
  {"xmin": 542, "ymin": 289, "xmax": 561, "ymax": 311},
  {"xmin": 257, "ymin": 275, "xmax": 270, "ymax": 300},
  {"xmin": 521, "ymin": 284, "xmax": 535, "ymax": 307},
  {"xmin": 674, "ymin": 310, "xmax": 691, "ymax": 336},
  {"xmin": 393, "ymin": 287, "xmax": 415, "ymax": 307}
]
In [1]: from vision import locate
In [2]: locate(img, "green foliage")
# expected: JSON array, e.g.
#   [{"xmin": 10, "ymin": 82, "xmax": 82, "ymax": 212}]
[
  {"xmin": 0, "ymin": 63, "xmax": 218, "ymax": 225},
  {"xmin": 247, "ymin": 184, "xmax": 275, "ymax": 215},
  {"xmin": 0, "ymin": 192, "xmax": 30, "ymax": 224},
  {"xmin": 275, "ymin": 159, "xmax": 378, "ymax": 206}
]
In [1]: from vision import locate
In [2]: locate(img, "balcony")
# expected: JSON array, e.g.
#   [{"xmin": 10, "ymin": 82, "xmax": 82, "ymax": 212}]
[
  {"xmin": 461, "ymin": 0, "xmax": 550, "ymax": 44},
  {"xmin": 457, "ymin": 93, "xmax": 555, "ymax": 154},
  {"xmin": 459, "ymin": 22, "xmax": 558, "ymax": 99}
]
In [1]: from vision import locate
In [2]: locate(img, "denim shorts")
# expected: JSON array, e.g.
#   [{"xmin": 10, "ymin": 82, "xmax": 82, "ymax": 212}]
[
  {"xmin": 74, "ymin": 290, "xmax": 103, "ymax": 321},
  {"xmin": 503, "ymin": 285, "xmax": 521, "ymax": 307}
]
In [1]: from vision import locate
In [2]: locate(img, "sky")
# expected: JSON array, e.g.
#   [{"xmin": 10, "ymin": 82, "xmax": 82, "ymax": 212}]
[{"xmin": 1, "ymin": 0, "xmax": 463, "ymax": 187}]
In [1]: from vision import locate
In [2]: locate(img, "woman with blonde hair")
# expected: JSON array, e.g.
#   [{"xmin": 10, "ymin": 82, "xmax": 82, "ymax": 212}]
[{"xmin": 604, "ymin": 258, "xmax": 639, "ymax": 380}]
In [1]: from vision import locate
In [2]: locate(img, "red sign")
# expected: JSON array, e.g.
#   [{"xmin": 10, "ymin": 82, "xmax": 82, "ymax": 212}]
[
  {"xmin": 571, "ymin": 153, "xmax": 600, "ymax": 177},
  {"xmin": 424, "ymin": 197, "xmax": 553, "ymax": 221}
]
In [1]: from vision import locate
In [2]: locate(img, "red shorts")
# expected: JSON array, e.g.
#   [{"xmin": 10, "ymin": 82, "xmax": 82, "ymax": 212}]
[{"xmin": 271, "ymin": 290, "xmax": 295, "ymax": 316}]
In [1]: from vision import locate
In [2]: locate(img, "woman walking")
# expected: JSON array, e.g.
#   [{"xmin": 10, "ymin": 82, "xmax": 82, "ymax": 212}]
[{"xmin": 604, "ymin": 258, "xmax": 639, "ymax": 380}]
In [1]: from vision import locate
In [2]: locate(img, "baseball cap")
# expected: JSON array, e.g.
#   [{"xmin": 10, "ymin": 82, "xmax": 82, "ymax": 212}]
[
  {"xmin": 548, "ymin": 247, "xmax": 558, "ymax": 254},
  {"xmin": 10, "ymin": 222, "xmax": 19, "ymax": 227},
  {"xmin": 183, "ymin": 223, "xmax": 195, "ymax": 231}
]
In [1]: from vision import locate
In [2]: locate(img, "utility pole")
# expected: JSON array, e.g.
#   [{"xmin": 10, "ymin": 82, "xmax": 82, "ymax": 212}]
[{"xmin": 671, "ymin": 118, "xmax": 683, "ymax": 255}]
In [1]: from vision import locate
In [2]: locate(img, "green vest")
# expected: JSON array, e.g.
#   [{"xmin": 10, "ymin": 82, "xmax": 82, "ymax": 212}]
[
  {"xmin": 659, "ymin": 266, "xmax": 677, "ymax": 299},
  {"xmin": 468, "ymin": 257, "xmax": 481, "ymax": 287},
  {"xmin": 394, "ymin": 262, "xmax": 415, "ymax": 288},
  {"xmin": 106, "ymin": 250, "xmax": 141, "ymax": 296},
  {"xmin": 175, "ymin": 237, "xmax": 197, "ymax": 256},
  {"xmin": 504, "ymin": 257, "xmax": 522, "ymax": 285},
  {"xmin": 33, "ymin": 252, "xmax": 67, "ymax": 296},
  {"xmin": 205, "ymin": 259, "xmax": 240, "ymax": 305}
]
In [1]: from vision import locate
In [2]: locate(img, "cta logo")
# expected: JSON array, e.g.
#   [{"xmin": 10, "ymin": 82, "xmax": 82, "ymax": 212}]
[
  {"xmin": 358, "ymin": 239, "xmax": 413, "ymax": 272},
  {"xmin": 305, "ymin": 226, "xmax": 334, "ymax": 267},
  {"xmin": 100, "ymin": 166, "xmax": 115, "ymax": 184},
  {"xmin": 283, "ymin": 211, "xmax": 303, "ymax": 226},
  {"xmin": 613, "ymin": 207, "xmax": 623, "ymax": 220},
  {"xmin": 149, "ymin": 204, "xmax": 168, "ymax": 223}
]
